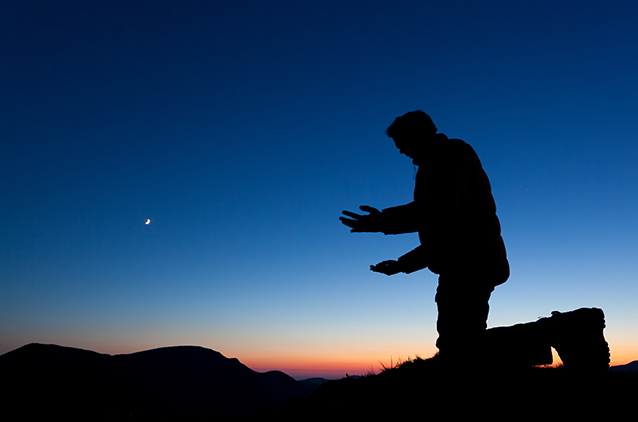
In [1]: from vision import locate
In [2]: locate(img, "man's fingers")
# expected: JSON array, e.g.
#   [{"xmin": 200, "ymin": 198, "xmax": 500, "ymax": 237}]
[
  {"xmin": 370, "ymin": 260, "xmax": 399, "ymax": 275},
  {"xmin": 340, "ymin": 217, "xmax": 364, "ymax": 233},
  {"xmin": 371, "ymin": 266, "xmax": 393, "ymax": 275},
  {"xmin": 341, "ymin": 210, "xmax": 363, "ymax": 219},
  {"xmin": 359, "ymin": 205, "xmax": 379, "ymax": 214},
  {"xmin": 341, "ymin": 206, "xmax": 379, "ymax": 220},
  {"xmin": 339, "ymin": 217, "xmax": 357, "ymax": 228},
  {"xmin": 340, "ymin": 207, "xmax": 380, "ymax": 233}
]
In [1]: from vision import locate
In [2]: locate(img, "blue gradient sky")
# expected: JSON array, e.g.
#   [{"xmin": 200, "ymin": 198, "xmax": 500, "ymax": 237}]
[{"xmin": 2, "ymin": 0, "xmax": 637, "ymax": 378}]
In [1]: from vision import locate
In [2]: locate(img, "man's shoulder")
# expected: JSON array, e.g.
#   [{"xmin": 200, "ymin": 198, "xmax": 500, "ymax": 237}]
[
  {"xmin": 438, "ymin": 136, "xmax": 482, "ymax": 173},
  {"xmin": 441, "ymin": 136, "xmax": 476, "ymax": 156},
  {"xmin": 445, "ymin": 136, "xmax": 470, "ymax": 148}
]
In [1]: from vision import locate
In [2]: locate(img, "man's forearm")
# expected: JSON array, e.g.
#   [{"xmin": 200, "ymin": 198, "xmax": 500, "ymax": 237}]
[
  {"xmin": 381, "ymin": 202, "xmax": 421, "ymax": 235},
  {"xmin": 397, "ymin": 245, "xmax": 428, "ymax": 274}
]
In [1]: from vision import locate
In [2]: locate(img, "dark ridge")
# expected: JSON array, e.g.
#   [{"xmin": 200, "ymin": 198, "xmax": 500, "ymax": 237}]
[
  {"xmin": 0, "ymin": 343, "xmax": 316, "ymax": 420},
  {"xmin": 246, "ymin": 356, "xmax": 638, "ymax": 420},
  {"xmin": 609, "ymin": 359, "xmax": 638, "ymax": 373}
]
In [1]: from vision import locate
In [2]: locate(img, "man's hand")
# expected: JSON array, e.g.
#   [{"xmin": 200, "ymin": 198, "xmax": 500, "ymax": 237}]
[
  {"xmin": 370, "ymin": 260, "xmax": 402, "ymax": 276},
  {"xmin": 339, "ymin": 205, "xmax": 382, "ymax": 233}
]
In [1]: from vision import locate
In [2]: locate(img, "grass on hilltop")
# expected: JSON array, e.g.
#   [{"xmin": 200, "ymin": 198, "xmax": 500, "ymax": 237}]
[{"xmin": 247, "ymin": 354, "xmax": 636, "ymax": 420}]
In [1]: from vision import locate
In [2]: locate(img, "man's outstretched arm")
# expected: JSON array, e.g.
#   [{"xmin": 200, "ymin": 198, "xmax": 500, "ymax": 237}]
[
  {"xmin": 340, "ymin": 203, "xmax": 420, "ymax": 234},
  {"xmin": 370, "ymin": 245, "xmax": 428, "ymax": 276}
]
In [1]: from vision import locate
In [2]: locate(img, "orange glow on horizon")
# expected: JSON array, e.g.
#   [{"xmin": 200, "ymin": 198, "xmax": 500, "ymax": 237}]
[
  {"xmin": 244, "ymin": 344, "xmax": 636, "ymax": 379},
  {"xmin": 245, "ymin": 356, "xmax": 385, "ymax": 379},
  {"xmin": 8, "ymin": 333, "xmax": 634, "ymax": 380}
]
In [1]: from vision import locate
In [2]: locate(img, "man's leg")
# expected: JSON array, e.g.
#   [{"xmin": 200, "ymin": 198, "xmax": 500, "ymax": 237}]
[
  {"xmin": 434, "ymin": 275, "xmax": 493, "ymax": 362},
  {"xmin": 434, "ymin": 273, "xmax": 552, "ymax": 367},
  {"xmin": 484, "ymin": 321, "xmax": 553, "ymax": 366}
]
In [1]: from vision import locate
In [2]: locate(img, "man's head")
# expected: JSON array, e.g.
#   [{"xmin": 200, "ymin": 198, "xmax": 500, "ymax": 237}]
[
  {"xmin": 386, "ymin": 110, "xmax": 438, "ymax": 165},
  {"xmin": 385, "ymin": 110, "xmax": 437, "ymax": 139}
]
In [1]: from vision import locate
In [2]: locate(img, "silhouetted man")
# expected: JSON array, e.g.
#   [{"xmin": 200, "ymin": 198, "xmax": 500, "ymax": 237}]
[
  {"xmin": 340, "ymin": 111, "xmax": 507, "ymax": 361},
  {"xmin": 340, "ymin": 111, "xmax": 609, "ymax": 370}
]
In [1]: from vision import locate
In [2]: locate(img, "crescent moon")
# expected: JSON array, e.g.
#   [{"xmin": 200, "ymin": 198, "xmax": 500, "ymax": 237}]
[{"xmin": 145, "ymin": 219, "xmax": 151, "ymax": 225}]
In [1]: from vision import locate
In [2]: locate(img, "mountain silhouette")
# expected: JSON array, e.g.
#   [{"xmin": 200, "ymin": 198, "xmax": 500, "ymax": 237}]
[
  {"xmin": 609, "ymin": 359, "xmax": 638, "ymax": 373},
  {"xmin": 0, "ymin": 343, "xmax": 317, "ymax": 420}
]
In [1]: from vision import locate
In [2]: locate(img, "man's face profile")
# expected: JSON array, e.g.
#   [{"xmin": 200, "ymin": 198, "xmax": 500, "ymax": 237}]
[{"xmin": 393, "ymin": 136, "xmax": 424, "ymax": 165}]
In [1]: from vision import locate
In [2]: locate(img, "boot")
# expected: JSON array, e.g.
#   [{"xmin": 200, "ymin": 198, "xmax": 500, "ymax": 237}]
[{"xmin": 548, "ymin": 307, "xmax": 610, "ymax": 374}]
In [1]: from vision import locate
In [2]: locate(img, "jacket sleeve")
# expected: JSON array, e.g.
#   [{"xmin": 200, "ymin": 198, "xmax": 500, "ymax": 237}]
[
  {"xmin": 397, "ymin": 245, "xmax": 428, "ymax": 273},
  {"xmin": 380, "ymin": 202, "xmax": 421, "ymax": 235}
]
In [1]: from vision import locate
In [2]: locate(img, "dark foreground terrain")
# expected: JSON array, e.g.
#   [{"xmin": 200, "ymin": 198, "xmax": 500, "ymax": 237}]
[
  {"xmin": 249, "ymin": 356, "xmax": 638, "ymax": 421},
  {"xmin": 1, "ymin": 343, "xmax": 636, "ymax": 421}
]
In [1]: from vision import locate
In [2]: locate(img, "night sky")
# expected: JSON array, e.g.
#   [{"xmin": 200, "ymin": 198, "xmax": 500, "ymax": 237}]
[{"xmin": 2, "ymin": 0, "xmax": 637, "ymax": 379}]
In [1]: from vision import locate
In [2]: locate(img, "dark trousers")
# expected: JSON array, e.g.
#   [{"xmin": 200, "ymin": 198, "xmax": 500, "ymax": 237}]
[
  {"xmin": 435, "ymin": 274, "xmax": 494, "ymax": 357},
  {"xmin": 435, "ymin": 273, "xmax": 552, "ymax": 365}
]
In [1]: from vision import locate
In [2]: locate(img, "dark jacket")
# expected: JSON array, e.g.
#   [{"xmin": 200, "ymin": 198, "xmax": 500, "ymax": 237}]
[{"xmin": 380, "ymin": 134, "xmax": 509, "ymax": 285}]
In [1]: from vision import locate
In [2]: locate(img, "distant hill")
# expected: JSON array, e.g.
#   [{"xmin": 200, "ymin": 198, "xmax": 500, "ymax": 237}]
[
  {"xmin": 0, "ymin": 343, "xmax": 317, "ymax": 420},
  {"xmin": 609, "ymin": 360, "xmax": 638, "ymax": 373}
]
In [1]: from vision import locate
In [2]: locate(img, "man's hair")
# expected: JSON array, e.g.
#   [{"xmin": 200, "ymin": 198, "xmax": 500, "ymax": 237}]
[{"xmin": 385, "ymin": 110, "xmax": 437, "ymax": 139}]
